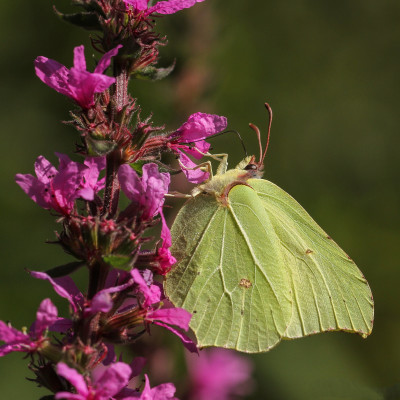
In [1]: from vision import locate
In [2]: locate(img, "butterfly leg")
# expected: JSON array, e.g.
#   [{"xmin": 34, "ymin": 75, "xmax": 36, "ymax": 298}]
[{"xmin": 165, "ymin": 192, "xmax": 192, "ymax": 198}]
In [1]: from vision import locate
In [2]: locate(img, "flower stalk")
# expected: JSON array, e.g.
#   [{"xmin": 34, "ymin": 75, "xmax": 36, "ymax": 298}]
[{"xmin": 3, "ymin": 0, "xmax": 255, "ymax": 398}]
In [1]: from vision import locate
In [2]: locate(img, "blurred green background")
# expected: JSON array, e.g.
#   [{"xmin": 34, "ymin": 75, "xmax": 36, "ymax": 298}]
[{"xmin": 1, "ymin": 0, "xmax": 399, "ymax": 399}]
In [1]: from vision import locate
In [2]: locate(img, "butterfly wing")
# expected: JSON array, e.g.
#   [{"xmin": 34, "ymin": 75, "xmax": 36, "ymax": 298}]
[
  {"xmin": 248, "ymin": 178, "xmax": 374, "ymax": 339},
  {"xmin": 165, "ymin": 191, "xmax": 292, "ymax": 353}
]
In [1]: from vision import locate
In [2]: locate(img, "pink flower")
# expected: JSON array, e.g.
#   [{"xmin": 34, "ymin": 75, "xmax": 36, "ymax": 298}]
[
  {"xmin": 123, "ymin": 0, "xmax": 204, "ymax": 15},
  {"xmin": 0, "ymin": 299, "xmax": 58, "ymax": 356},
  {"xmin": 55, "ymin": 362, "xmax": 132, "ymax": 400},
  {"xmin": 77, "ymin": 157, "xmax": 106, "ymax": 201},
  {"xmin": 30, "ymin": 270, "xmax": 135, "ymax": 317},
  {"xmin": 119, "ymin": 374, "xmax": 177, "ymax": 399},
  {"xmin": 118, "ymin": 163, "xmax": 170, "ymax": 220},
  {"xmin": 131, "ymin": 269, "xmax": 161, "ymax": 307},
  {"xmin": 154, "ymin": 211, "xmax": 176, "ymax": 275},
  {"xmin": 146, "ymin": 307, "xmax": 197, "ymax": 353},
  {"xmin": 168, "ymin": 112, "xmax": 227, "ymax": 183},
  {"xmin": 15, "ymin": 154, "xmax": 105, "ymax": 215},
  {"xmin": 35, "ymin": 45, "xmax": 122, "ymax": 109},
  {"xmin": 186, "ymin": 349, "xmax": 254, "ymax": 400}
]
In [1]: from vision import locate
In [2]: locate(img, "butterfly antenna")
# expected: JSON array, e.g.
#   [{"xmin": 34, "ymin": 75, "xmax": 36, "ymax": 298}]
[
  {"xmin": 189, "ymin": 129, "xmax": 248, "ymax": 157},
  {"xmin": 261, "ymin": 102, "xmax": 273, "ymax": 164},
  {"xmin": 248, "ymin": 123, "xmax": 263, "ymax": 164}
]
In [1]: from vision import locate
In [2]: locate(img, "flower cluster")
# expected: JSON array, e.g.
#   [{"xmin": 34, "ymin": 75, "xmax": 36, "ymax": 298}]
[{"xmin": 2, "ymin": 0, "xmax": 254, "ymax": 398}]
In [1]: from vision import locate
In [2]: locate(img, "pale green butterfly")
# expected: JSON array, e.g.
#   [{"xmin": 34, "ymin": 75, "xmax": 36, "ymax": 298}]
[{"xmin": 165, "ymin": 104, "xmax": 374, "ymax": 353}]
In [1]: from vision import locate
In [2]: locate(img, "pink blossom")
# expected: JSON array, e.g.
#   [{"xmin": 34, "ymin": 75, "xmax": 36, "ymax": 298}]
[
  {"xmin": 30, "ymin": 270, "xmax": 134, "ymax": 317},
  {"xmin": 35, "ymin": 45, "xmax": 122, "ymax": 109},
  {"xmin": 123, "ymin": 0, "xmax": 204, "ymax": 15},
  {"xmin": 55, "ymin": 362, "xmax": 132, "ymax": 400},
  {"xmin": 186, "ymin": 349, "xmax": 254, "ymax": 400},
  {"xmin": 118, "ymin": 163, "xmax": 170, "ymax": 220},
  {"xmin": 131, "ymin": 269, "xmax": 161, "ymax": 307},
  {"xmin": 0, "ymin": 299, "xmax": 58, "ymax": 356},
  {"xmin": 15, "ymin": 154, "xmax": 105, "ymax": 215},
  {"xmin": 154, "ymin": 211, "xmax": 176, "ymax": 275},
  {"xmin": 168, "ymin": 112, "xmax": 227, "ymax": 183},
  {"xmin": 119, "ymin": 374, "xmax": 177, "ymax": 399},
  {"xmin": 77, "ymin": 157, "xmax": 106, "ymax": 201},
  {"xmin": 146, "ymin": 307, "xmax": 197, "ymax": 353}
]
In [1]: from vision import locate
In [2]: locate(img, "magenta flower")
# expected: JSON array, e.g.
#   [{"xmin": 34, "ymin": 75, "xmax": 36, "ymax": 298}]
[
  {"xmin": 186, "ymin": 349, "xmax": 254, "ymax": 400},
  {"xmin": 30, "ymin": 270, "xmax": 135, "ymax": 317},
  {"xmin": 123, "ymin": 0, "xmax": 204, "ymax": 15},
  {"xmin": 15, "ymin": 154, "xmax": 105, "ymax": 215},
  {"xmin": 77, "ymin": 157, "xmax": 106, "ymax": 201},
  {"xmin": 55, "ymin": 361, "xmax": 131, "ymax": 400},
  {"xmin": 35, "ymin": 45, "xmax": 122, "ymax": 109},
  {"xmin": 131, "ymin": 269, "xmax": 161, "ymax": 307},
  {"xmin": 167, "ymin": 112, "xmax": 227, "ymax": 183},
  {"xmin": 146, "ymin": 307, "xmax": 197, "ymax": 353},
  {"xmin": 119, "ymin": 374, "xmax": 177, "ymax": 399},
  {"xmin": 118, "ymin": 163, "xmax": 170, "ymax": 220},
  {"xmin": 0, "ymin": 299, "xmax": 58, "ymax": 356},
  {"xmin": 154, "ymin": 211, "xmax": 176, "ymax": 275}
]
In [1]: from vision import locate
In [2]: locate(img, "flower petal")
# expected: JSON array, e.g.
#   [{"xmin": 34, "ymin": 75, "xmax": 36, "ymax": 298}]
[
  {"xmin": 56, "ymin": 362, "xmax": 89, "ymax": 397},
  {"xmin": 147, "ymin": 307, "xmax": 192, "ymax": 330},
  {"xmin": 34, "ymin": 57, "xmax": 73, "ymax": 98},
  {"xmin": 178, "ymin": 152, "xmax": 209, "ymax": 184},
  {"xmin": 93, "ymin": 362, "xmax": 132, "ymax": 397},
  {"xmin": 33, "ymin": 298, "xmax": 58, "ymax": 336},
  {"xmin": 73, "ymin": 45, "xmax": 87, "ymax": 71},
  {"xmin": 150, "ymin": 0, "xmax": 204, "ymax": 14},
  {"xmin": 94, "ymin": 45, "xmax": 123, "ymax": 74}
]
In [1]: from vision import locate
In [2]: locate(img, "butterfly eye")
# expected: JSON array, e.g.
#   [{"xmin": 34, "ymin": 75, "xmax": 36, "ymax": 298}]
[{"xmin": 244, "ymin": 164, "xmax": 258, "ymax": 170}]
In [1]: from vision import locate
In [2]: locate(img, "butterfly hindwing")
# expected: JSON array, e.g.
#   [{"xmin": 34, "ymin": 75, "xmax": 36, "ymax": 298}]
[{"xmin": 248, "ymin": 178, "xmax": 374, "ymax": 338}]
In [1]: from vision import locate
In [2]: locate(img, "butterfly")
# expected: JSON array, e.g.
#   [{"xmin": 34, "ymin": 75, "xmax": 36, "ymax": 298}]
[{"xmin": 164, "ymin": 104, "xmax": 373, "ymax": 353}]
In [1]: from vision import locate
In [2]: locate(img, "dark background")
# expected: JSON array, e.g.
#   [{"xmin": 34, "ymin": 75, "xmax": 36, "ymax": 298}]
[{"xmin": 0, "ymin": 1, "xmax": 399, "ymax": 398}]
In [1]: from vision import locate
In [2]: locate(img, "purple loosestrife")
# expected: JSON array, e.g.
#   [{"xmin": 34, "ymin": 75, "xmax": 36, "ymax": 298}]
[
  {"xmin": 123, "ymin": 0, "xmax": 205, "ymax": 15},
  {"xmin": 118, "ymin": 163, "xmax": 170, "ymax": 221},
  {"xmin": 186, "ymin": 349, "xmax": 254, "ymax": 400},
  {"xmin": 15, "ymin": 154, "xmax": 105, "ymax": 215},
  {"xmin": 0, "ymin": 299, "xmax": 58, "ymax": 356},
  {"xmin": 55, "ymin": 361, "xmax": 132, "ymax": 400},
  {"xmin": 167, "ymin": 112, "xmax": 227, "ymax": 183},
  {"xmin": 8, "ymin": 0, "xmax": 256, "ymax": 397},
  {"xmin": 35, "ymin": 45, "xmax": 122, "ymax": 109}
]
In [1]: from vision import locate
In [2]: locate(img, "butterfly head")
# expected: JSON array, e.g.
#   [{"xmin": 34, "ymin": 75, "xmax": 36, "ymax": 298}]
[{"xmin": 234, "ymin": 103, "xmax": 272, "ymax": 180}]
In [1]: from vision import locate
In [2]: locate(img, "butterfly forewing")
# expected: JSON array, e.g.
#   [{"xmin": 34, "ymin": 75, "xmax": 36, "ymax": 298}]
[
  {"xmin": 166, "ymin": 190, "xmax": 292, "ymax": 353},
  {"xmin": 249, "ymin": 179, "xmax": 374, "ymax": 338}
]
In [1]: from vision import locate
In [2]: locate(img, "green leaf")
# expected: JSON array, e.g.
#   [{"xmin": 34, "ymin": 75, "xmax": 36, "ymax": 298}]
[
  {"xmin": 103, "ymin": 255, "xmax": 132, "ymax": 270},
  {"xmin": 45, "ymin": 261, "xmax": 85, "ymax": 278},
  {"xmin": 53, "ymin": 7, "xmax": 103, "ymax": 31},
  {"xmin": 165, "ymin": 158, "xmax": 373, "ymax": 353},
  {"xmin": 132, "ymin": 63, "xmax": 175, "ymax": 81},
  {"xmin": 85, "ymin": 136, "xmax": 117, "ymax": 156}
]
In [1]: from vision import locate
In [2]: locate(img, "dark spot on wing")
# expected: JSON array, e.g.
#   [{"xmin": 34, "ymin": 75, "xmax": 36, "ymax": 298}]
[
  {"xmin": 239, "ymin": 278, "xmax": 252, "ymax": 288},
  {"xmin": 326, "ymin": 235, "xmax": 332, "ymax": 239},
  {"xmin": 305, "ymin": 249, "xmax": 313, "ymax": 254}
]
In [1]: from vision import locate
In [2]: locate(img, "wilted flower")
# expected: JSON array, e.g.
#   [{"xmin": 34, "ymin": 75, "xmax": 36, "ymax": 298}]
[{"xmin": 35, "ymin": 45, "xmax": 122, "ymax": 109}]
